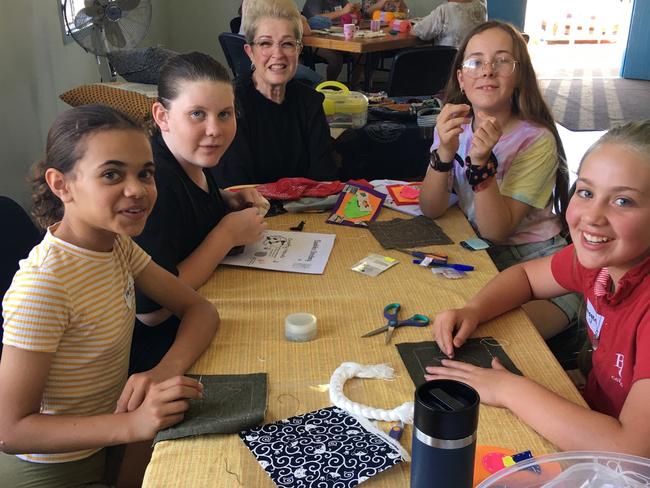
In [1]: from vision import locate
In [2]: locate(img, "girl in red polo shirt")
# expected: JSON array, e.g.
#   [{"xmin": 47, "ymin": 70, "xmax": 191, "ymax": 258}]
[{"xmin": 426, "ymin": 121, "xmax": 650, "ymax": 456}]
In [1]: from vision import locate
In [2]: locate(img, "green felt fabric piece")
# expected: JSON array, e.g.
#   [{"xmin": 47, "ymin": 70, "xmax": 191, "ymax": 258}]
[
  {"xmin": 396, "ymin": 338, "xmax": 522, "ymax": 388},
  {"xmin": 154, "ymin": 373, "xmax": 267, "ymax": 444}
]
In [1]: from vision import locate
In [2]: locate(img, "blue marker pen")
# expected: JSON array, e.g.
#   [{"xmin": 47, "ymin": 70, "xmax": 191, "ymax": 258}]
[{"xmin": 413, "ymin": 259, "xmax": 474, "ymax": 272}]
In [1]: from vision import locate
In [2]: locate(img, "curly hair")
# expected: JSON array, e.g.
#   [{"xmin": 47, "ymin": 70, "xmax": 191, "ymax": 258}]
[
  {"xmin": 30, "ymin": 104, "xmax": 141, "ymax": 228},
  {"xmin": 442, "ymin": 20, "xmax": 570, "ymax": 227}
]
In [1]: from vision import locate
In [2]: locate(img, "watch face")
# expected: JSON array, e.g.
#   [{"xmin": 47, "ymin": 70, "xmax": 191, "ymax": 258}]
[{"xmin": 430, "ymin": 150, "xmax": 453, "ymax": 171}]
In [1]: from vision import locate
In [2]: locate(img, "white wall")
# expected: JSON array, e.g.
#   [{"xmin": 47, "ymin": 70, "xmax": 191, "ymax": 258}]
[{"xmin": 0, "ymin": 1, "xmax": 169, "ymax": 209}]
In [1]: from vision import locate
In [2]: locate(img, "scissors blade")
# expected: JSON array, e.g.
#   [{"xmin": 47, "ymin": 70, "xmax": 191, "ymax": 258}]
[
  {"xmin": 385, "ymin": 325, "xmax": 396, "ymax": 344},
  {"xmin": 361, "ymin": 325, "xmax": 388, "ymax": 338}
]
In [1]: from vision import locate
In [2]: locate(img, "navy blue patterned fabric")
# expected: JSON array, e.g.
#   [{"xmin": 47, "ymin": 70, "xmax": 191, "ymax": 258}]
[{"xmin": 240, "ymin": 406, "xmax": 406, "ymax": 487}]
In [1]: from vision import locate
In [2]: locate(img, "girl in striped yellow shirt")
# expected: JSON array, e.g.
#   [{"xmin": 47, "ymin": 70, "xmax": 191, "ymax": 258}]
[{"xmin": 0, "ymin": 105, "xmax": 219, "ymax": 487}]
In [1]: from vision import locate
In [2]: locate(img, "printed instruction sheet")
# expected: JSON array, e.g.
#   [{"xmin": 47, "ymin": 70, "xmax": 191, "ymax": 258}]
[{"xmin": 221, "ymin": 230, "xmax": 336, "ymax": 274}]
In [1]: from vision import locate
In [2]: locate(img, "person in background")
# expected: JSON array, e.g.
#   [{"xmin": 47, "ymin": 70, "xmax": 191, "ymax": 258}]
[
  {"xmin": 426, "ymin": 121, "xmax": 650, "ymax": 458},
  {"xmin": 361, "ymin": 0, "xmax": 408, "ymax": 17},
  {"xmin": 131, "ymin": 52, "xmax": 268, "ymax": 374},
  {"xmin": 302, "ymin": 0, "xmax": 361, "ymax": 80},
  {"xmin": 0, "ymin": 104, "xmax": 217, "ymax": 486},
  {"xmin": 413, "ymin": 0, "xmax": 487, "ymax": 47},
  {"xmin": 213, "ymin": 0, "xmax": 338, "ymax": 186},
  {"xmin": 419, "ymin": 21, "xmax": 579, "ymax": 339},
  {"xmin": 239, "ymin": 0, "xmax": 324, "ymax": 87}
]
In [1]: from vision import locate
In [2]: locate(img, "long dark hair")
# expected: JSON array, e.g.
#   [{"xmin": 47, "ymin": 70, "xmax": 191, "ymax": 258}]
[
  {"xmin": 30, "ymin": 104, "xmax": 141, "ymax": 228},
  {"xmin": 443, "ymin": 20, "xmax": 569, "ymax": 227}
]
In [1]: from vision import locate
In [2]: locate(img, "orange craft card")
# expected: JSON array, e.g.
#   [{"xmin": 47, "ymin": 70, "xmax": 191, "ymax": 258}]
[{"xmin": 386, "ymin": 183, "xmax": 421, "ymax": 205}]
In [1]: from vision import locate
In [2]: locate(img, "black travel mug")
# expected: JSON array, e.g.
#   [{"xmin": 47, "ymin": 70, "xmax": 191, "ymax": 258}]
[{"xmin": 410, "ymin": 380, "xmax": 480, "ymax": 488}]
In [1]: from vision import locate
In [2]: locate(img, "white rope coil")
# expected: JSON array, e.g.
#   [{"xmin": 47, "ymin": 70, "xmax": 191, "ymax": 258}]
[{"xmin": 329, "ymin": 362, "xmax": 414, "ymax": 424}]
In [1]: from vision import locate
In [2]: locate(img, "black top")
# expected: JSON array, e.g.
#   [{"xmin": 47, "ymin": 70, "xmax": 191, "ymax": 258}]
[
  {"xmin": 0, "ymin": 197, "xmax": 42, "ymax": 335},
  {"xmin": 211, "ymin": 74, "xmax": 338, "ymax": 186},
  {"xmin": 302, "ymin": 0, "xmax": 347, "ymax": 18},
  {"xmin": 130, "ymin": 133, "xmax": 229, "ymax": 373}
]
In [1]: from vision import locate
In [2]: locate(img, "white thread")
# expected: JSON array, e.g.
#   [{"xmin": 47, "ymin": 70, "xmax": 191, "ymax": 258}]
[{"xmin": 329, "ymin": 362, "xmax": 414, "ymax": 424}]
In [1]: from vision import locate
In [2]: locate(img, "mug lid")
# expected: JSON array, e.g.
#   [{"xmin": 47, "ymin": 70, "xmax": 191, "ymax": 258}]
[{"xmin": 414, "ymin": 380, "xmax": 479, "ymax": 440}]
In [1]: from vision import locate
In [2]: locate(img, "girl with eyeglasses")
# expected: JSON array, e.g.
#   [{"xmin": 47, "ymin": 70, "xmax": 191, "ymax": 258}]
[
  {"xmin": 419, "ymin": 21, "xmax": 580, "ymax": 340},
  {"xmin": 213, "ymin": 0, "xmax": 338, "ymax": 186}
]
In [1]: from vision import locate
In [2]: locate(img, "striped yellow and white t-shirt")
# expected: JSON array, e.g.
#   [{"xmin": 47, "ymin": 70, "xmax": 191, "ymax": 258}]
[{"xmin": 2, "ymin": 228, "xmax": 150, "ymax": 463}]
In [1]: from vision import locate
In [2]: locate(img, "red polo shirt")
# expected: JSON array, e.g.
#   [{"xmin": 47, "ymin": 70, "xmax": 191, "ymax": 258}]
[{"xmin": 551, "ymin": 245, "xmax": 650, "ymax": 417}]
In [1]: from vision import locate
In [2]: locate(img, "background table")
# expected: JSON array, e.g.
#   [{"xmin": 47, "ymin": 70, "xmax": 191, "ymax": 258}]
[
  {"xmin": 302, "ymin": 29, "xmax": 425, "ymax": 90},
  {"xmin": 143, "ymin": 207, "xmax": 586, "ymax": 487},
  {"xmin": 303, "ymin": 29, "xmax": 422, "ymax": 55}
]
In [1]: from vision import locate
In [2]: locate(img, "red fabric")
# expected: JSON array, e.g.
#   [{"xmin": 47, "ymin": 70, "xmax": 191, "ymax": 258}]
[
  {"xmin": 254, "ymin": 178, "xmax": 371, "ymax": 201},
  {"xmin": 551, "ymin": 245, "xmax": 650, "ymax": 418}
]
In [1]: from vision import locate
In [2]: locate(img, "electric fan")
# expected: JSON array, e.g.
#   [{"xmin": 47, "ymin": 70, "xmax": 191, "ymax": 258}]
[{"xmin": 62, "ymin": 0, "xmax": 152, "ymax": 78}]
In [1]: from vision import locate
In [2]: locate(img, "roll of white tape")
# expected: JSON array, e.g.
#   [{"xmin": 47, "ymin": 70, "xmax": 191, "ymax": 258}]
[{"xmin": 285, "ymin": 313, "xmax": 317, "ymax": 342}]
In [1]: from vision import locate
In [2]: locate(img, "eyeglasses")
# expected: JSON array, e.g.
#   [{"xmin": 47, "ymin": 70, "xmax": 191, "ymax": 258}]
[
  {"xmin": 461, "ymin": 57, "xmax": 518, "ymax": 78},
  {"xmin": 249, "ymin": 39, "xmax": 302, "ymax": 55}
]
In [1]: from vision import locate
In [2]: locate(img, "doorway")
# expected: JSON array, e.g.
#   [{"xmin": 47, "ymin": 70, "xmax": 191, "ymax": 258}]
[{"xmin": 524, "ymin": 0, "xmax": 634, "ymax": 79}]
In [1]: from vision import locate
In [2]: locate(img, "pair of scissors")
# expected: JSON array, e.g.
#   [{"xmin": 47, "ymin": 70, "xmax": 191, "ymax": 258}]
[{"xmin": 361, "ymin": 303, "xmax": 430, "ymax": 344}]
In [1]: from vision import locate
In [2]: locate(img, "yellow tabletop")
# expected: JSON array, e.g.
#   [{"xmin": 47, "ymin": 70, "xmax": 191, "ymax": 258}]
[{"xmin": 143, "ymin": 207, "xmax": 585, "ymax": 487}]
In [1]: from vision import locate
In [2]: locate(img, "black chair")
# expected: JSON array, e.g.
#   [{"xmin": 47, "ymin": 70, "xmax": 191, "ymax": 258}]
[
  {"xmin": 0, "ymin": 196, "xmax": 42, "ymax": 354},
  {"xmin": 230, "ymin": 16, "xmax": 242, "ymax": 34},
  {"xmin": 386, "ymin": 46, "xmax": 458, "ymax": 97},
  {"xmin": 218, "ymin": 32, "xmax": 251, "ymax": 78}
]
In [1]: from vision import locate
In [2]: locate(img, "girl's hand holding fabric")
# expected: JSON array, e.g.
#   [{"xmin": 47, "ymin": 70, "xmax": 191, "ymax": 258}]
[
  {"xmin": 222, "ymin": 188, "xmax": 270, "ymax": 216},
  {"xmin": 127, "ymin": 376, "xmax": 204, "ymax": 441},
  {"xmin": 436, "ymin": 103, "xmax": 471, "ymax": 162},
  {"xmin": 424, "ymin": 358, "xmax": 514, "ymax": 407},
  {"xmin": 469, "ymin": 111, "xmax": 502, "ymax": 165},
  {"xmin": 115, "ymin": 362, "xmax": 182, "ymax": 413},
  {"xmin": 433, "ymin": 307, "xmax": 480, "ymax": 357},
  {"xmin": 219, "ymin": 207, "xmax": 267, "ymax": 246}
]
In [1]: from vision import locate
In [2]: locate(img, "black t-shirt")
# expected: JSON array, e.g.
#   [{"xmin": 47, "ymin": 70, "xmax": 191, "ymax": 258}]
[
  {"xmin": 135, "ymin": 133, "xmax": 229, "ymax": 314},
  {"xmin": 211, "ymin": 74, "xmax": 338, "ymax": 186},
  {"xmin": 130, "ymin": 133, "xmax": 229, "ymax": 373}
]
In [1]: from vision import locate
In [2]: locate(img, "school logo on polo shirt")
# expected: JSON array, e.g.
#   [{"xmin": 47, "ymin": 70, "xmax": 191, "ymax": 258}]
[{"xmin": 612, "ymin": 353, "xmax": 625, "ymax": 387}]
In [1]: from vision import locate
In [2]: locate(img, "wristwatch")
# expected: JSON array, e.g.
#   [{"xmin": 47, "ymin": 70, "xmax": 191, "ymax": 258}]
[{"xmin": 429, "ymin": 149, "xmax": 454, "ymax": 172}]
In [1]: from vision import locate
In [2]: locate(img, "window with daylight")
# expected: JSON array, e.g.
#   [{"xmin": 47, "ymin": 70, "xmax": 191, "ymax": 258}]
[{"xmin": 59, "ymin": 0, "xmax": 91, "ymax": 44}]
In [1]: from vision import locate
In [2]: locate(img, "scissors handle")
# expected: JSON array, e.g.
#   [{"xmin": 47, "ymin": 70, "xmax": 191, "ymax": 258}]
[
  {"xmin": 383, "ymin": 303, "xmax": 401, "ymax": 323},
  {"xmin": 398, "ymin": 314, "xmax": 430, "ymax": 327}
]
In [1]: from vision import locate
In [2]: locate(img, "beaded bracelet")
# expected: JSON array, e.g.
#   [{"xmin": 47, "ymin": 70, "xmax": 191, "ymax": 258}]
[{"xmin": 460, "ymin": 152, "xmax": 499, "ymax": 191}]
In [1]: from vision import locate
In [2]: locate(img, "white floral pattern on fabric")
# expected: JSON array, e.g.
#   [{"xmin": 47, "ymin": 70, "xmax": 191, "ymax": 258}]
[{"xmin": 240, "ymin": 406, "xmax": 407, "ymax": 487}]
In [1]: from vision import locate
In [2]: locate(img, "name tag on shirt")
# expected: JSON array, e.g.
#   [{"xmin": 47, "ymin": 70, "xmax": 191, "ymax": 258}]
[{"xmin": 586, "ymin": 299, "xmax": 605, "ymax": 338}]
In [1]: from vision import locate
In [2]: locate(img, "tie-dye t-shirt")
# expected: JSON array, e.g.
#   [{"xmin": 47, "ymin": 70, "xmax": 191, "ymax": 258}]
[{"xmin": 431, "ymin": 120, "xmax": 562, "ymax": 245}]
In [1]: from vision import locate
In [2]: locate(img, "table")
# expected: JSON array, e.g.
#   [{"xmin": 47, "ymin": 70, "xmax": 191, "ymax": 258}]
[
  {"xmin": 302, "ymin": 28, "xmax": 425, "ymax": 90},
  {"xmin": 303, "ymin": 29, "xmax": 422, "ymax": 55},
  {"xmin": 143, "ymin": 207, "xmax": 586, "ymax": 487}
]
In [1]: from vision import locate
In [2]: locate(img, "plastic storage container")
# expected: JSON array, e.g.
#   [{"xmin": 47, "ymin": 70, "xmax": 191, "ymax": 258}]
[
  {"xmin": 477, "ymin": 451, "xmax": 650, "ymax": 487},
  {"xmin": 316, "ymin": 81, "xmax": 368, "ymax": 129}
]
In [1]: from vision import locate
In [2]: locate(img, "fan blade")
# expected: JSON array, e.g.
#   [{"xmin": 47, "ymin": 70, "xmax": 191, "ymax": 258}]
[
  {"xmin": 90, "ymin": 26, "xmax": 108, "ymax": 54},
  {"xmin": 117, "ymin": 0, "xmax": 141, "ymax": 12},
  {"xmin": 104, "ymin": 21, "xmax": 127, "ymax": 49},
  {"xmin": 74, "ymin": 8, "xmax": 97, "ymax": 29}
]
